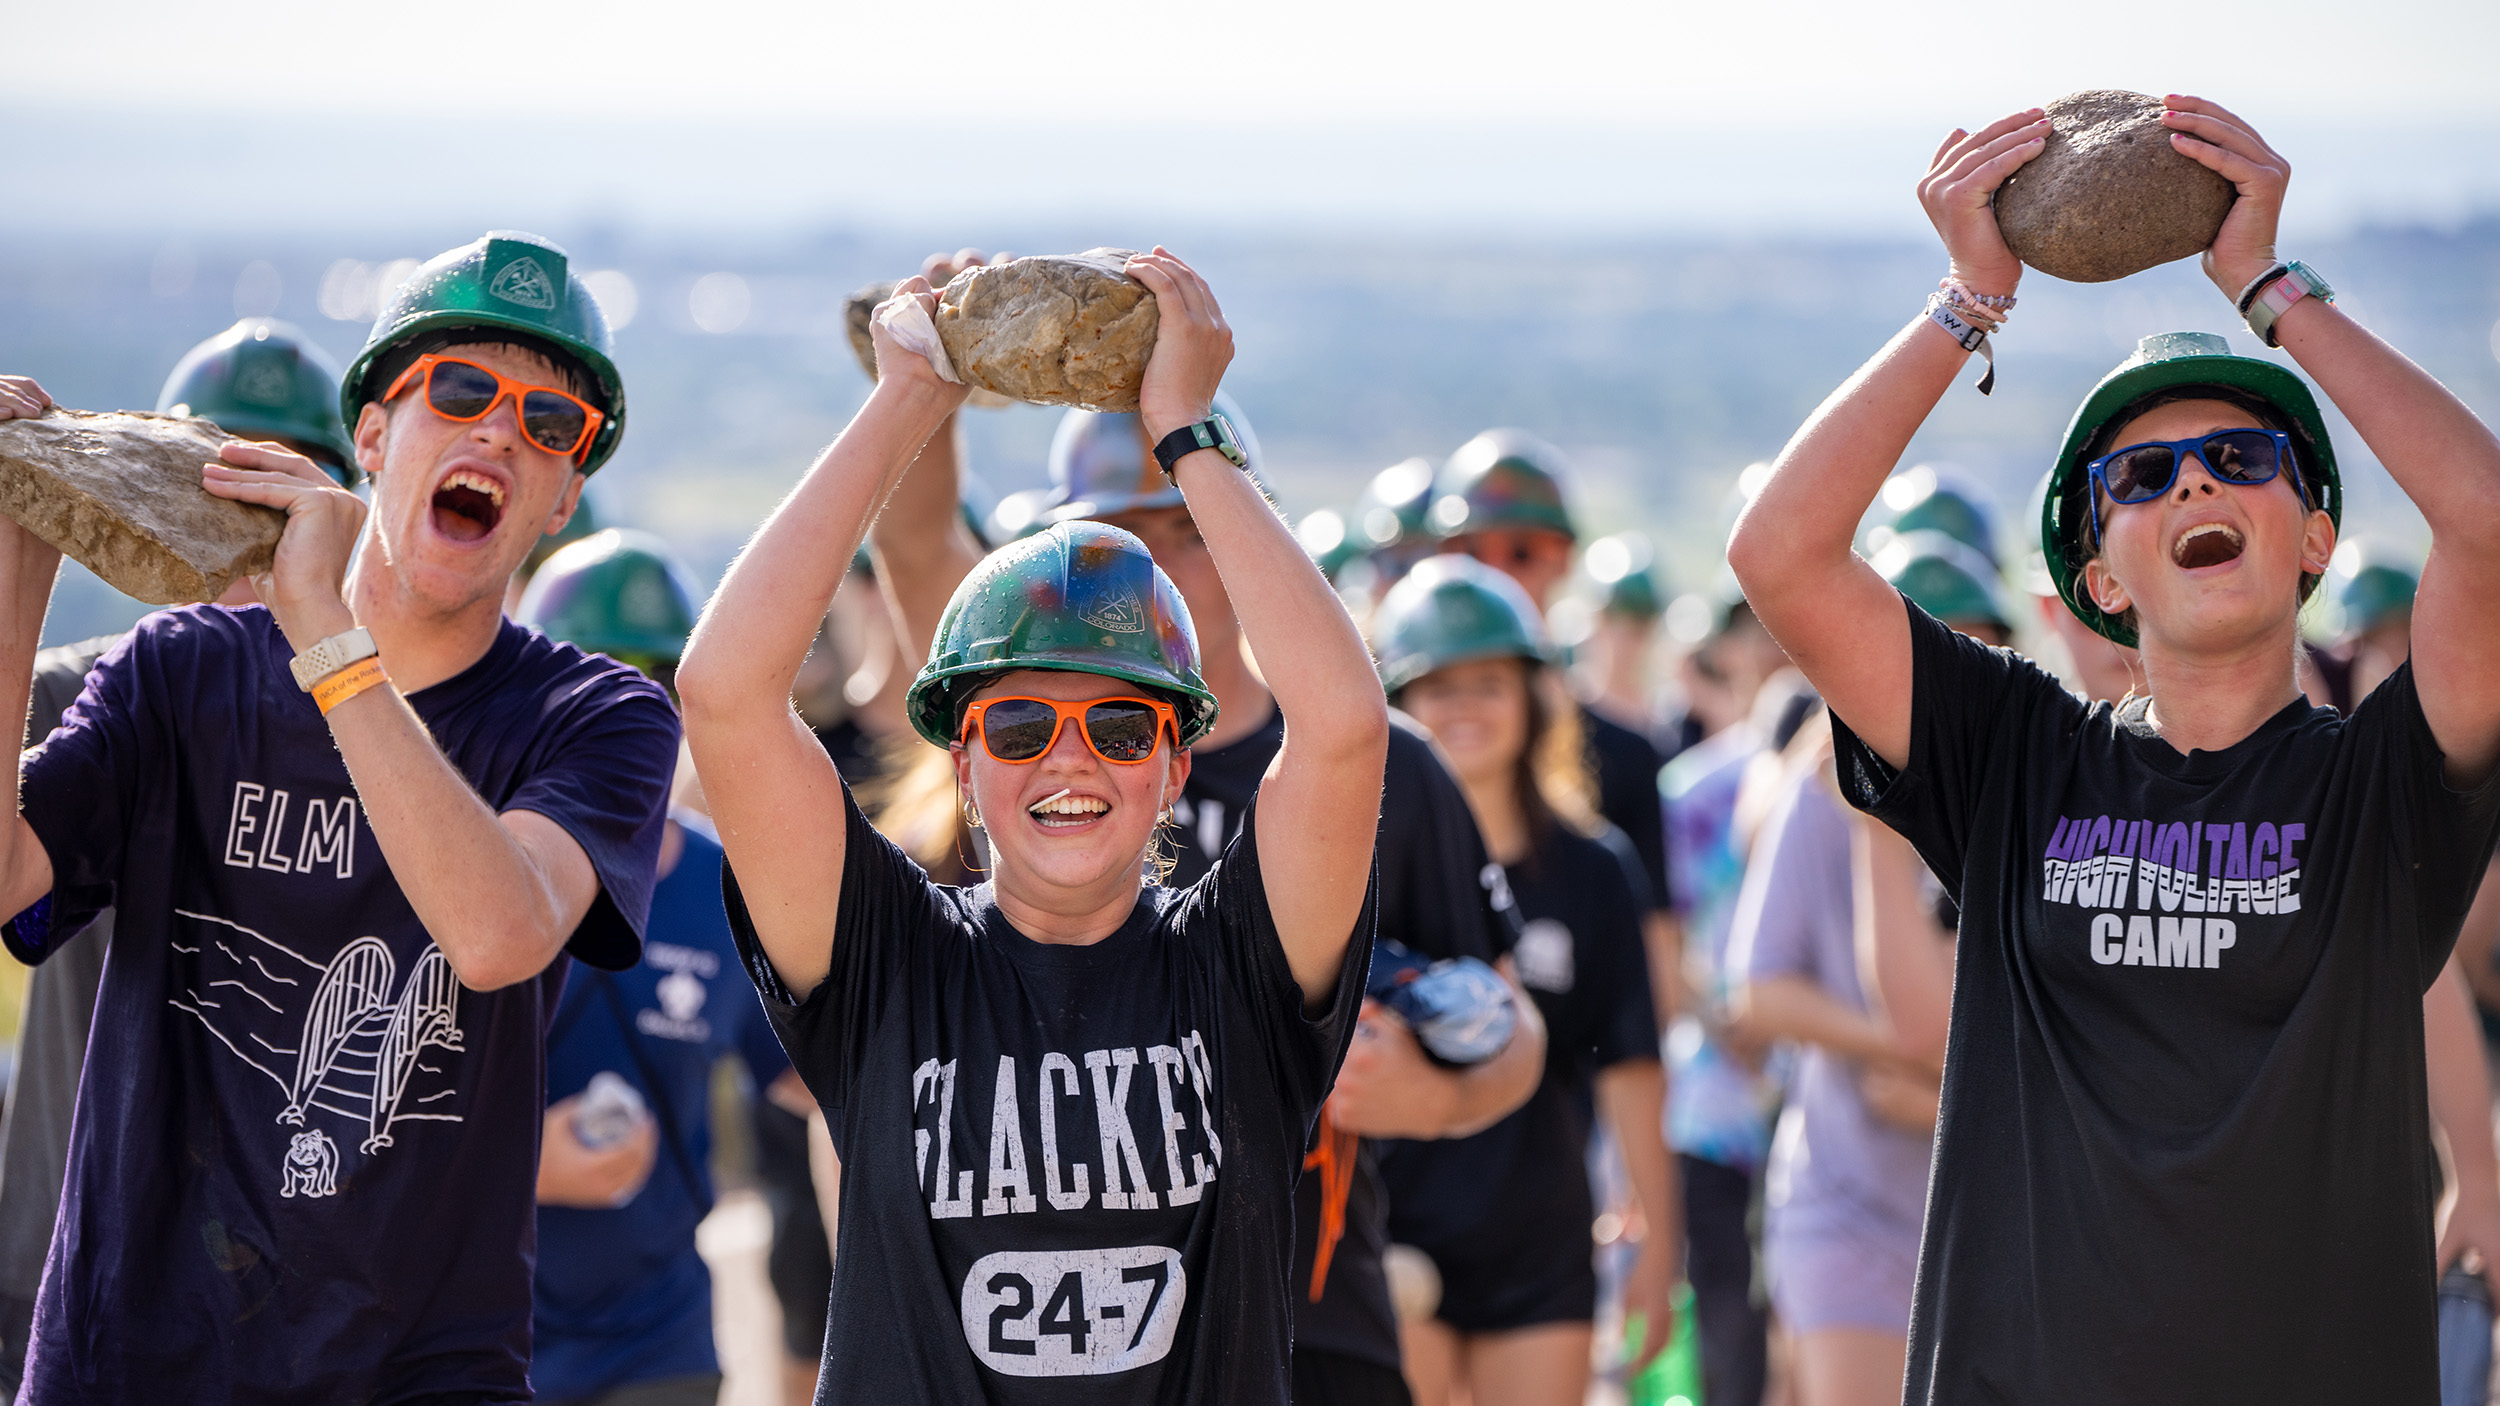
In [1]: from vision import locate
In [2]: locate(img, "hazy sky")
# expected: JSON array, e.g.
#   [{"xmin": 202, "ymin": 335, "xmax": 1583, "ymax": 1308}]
[{"xmin": 12, "ymin": 0, "xmax": 2500, "ymax": 233}]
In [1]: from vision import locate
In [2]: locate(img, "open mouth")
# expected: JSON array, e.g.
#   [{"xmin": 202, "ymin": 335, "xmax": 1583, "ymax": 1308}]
[
  {"xmin": 431, "ymin": 469, "xmax": 507, "ymax": 544},
  {"xmin": 2172, "ymin": 521, "xmax": 2245, "ymax": 570},
  {"xmin": 1027, "ymin": 788, "xmax": 1110, "ymax": 830}
]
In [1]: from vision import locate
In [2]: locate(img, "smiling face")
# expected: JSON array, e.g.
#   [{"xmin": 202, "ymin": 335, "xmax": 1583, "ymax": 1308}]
[
  {"xmin": 953, "ymin": 669, "xmax": 1191, "ymax": 900},
  {"xmin": 2081, "ymin": 398, "xmax": 2335, "ymax": 657},
  {"xmin": 352, "ymin": 340, "xmax": 590, "ymax": 617},
  {"xmin": 1397, "ymin": 656, "xmax": 1532, "ymax": 793}
]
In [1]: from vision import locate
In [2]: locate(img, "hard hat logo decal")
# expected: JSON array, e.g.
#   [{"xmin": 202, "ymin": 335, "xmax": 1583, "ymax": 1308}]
[
  {"xmin": 233, "ymin": 353, "xmax": 294, "ymax": 408},
  {"xmin": 487, "ymin": 257, "xmax": 559, "ymax": 312},
  {"xmin": 1081, "ymin": 588, "xmax": 1149, "ymax": 635}
]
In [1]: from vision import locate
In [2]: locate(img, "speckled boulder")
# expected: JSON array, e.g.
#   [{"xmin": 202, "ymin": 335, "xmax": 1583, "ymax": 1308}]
[
  {"xmin": 1996, "ymin": 90, "xmax": 2237, "ymax": 283},
  {"xmin": 933, "ymin": 250, "xmax": 1159, "ymax": 412},
  {"xmin": 0, "ymin": 410, "xmax": 282, "ymax": 603}
]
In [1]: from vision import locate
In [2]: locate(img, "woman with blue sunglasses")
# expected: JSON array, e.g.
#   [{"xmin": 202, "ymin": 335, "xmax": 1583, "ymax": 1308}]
[{"xmin": 1728, "ymin": 95, "xmax": 2500, "ymax": 1403}]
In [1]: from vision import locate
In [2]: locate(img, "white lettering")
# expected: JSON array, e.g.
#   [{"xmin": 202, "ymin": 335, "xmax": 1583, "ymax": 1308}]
[
  {"xmin": 2122, "ymin": 914, "xmax": 2156, "ymax": 966},
  {"xmin": 2157, "ymin": 917, "xmax": 2200, "ymax": 968},
  {"xmin": 2206, "ymin": 918, "xmax": 2237, "ymax": 968},
  {"xmin": 1037, "ymin": 1053, "xmax": 1092, "ymax": 1211},
  {"xmin": 1084, "ymin": 1049, "xmax": 1159, "ymax": 1211},
  {"xmin": 982, "ymin": 1056, "xmax": 1039, "ymax": 1215},
  {"xmin": 916, "ymin": 1057, "xmax": 975, "ymax": 1218},
  {"xmin": 294, "ymin": 796, "xmax": 356, "ymax": 877},
  {"xmin": 2090, "ymin": 913, "xmax": 2123, "ymax": 965},
  {"xmin": 225, "ymin": 782, "xmax": 267, "ymax": 868},
  {"xmin": 1145, "ymin": 1045, "xmax": 1205, "ymax": 1205}
]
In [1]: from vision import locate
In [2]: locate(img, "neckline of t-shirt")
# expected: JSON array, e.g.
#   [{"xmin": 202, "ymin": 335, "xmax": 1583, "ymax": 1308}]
[
  {"xmin": 972, "ymin": 884, "xmax": 1172, "ymax": 968},
  {"xmin": 2110, "ymin": 692, "xmax": 2318, "ymax": 778}
]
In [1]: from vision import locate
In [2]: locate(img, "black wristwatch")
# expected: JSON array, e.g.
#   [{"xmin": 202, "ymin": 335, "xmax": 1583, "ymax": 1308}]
[{"xmin": 1151, "ymin": 413, "xmax": 1248, "ymax": 480}]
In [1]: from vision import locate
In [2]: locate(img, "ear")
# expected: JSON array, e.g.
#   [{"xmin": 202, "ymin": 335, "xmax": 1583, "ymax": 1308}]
[
  {"xmin": 2300, "ymin": 507, "xmax": 2337, "ymax": 579},
  {"xmin": 352, "ymin": 403, "xmax": 390, "ymax": 483},
  {"xmin": 2082, "ymin": 557, "xmax": 2132, "ymax": 616},
  {"xmin": 1164, "ymin": 742, "xmax": 1192, "ymax": 801},
  {"xmin": 545, "ymin": 472, "xmax": 588, "ymax": 535},
  {"xmin": 950, "ymin": 740, "xmax": 978, "ymax": 812}
]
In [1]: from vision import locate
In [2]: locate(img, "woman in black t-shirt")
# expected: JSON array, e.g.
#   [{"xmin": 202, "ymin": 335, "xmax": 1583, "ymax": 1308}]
[
  {"xmin": 678, "ymin": 253, "xmax": 1390, "ymax": 1405},
  {"xmin": 1366, "ymin": 555, "xmax": 1678, "ymax": 1406},
  {"xmin": 1730, "ymin": 98, "xmax": 2500, "ymax": 1403}
]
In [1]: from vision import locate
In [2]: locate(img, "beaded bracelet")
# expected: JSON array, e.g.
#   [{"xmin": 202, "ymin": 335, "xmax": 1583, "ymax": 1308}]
[{"xmin": 1924, "ymin": 277, "xmax": 2016, "ymax": 395}]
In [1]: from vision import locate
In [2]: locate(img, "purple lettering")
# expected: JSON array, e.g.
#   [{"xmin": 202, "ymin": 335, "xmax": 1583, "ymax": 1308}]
[
  {"xmin": 2224, "ymin": 823, "xmax": 2249, "ymax": 881},
  {"xmin": 2253, "ymin": 824, "xmax": 2278, "ymax": 881}
]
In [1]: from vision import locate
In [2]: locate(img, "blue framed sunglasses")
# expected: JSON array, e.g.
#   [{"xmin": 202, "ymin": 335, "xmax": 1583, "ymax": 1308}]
[{"xmin": 2085, "ymin": 429, "xmax": 2305, "ymax": 548}]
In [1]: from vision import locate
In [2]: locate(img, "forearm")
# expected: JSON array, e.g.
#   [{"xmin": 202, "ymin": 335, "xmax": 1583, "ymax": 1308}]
[
  {"xmin": 0, "ymin": 533, "xmax": 59, "ymax": 914},
  {"xmin": 1737, "ymin": 974, "xmax": 1901, "ymax": 1066},
  {"xmin": 1439, "ymin": 984, "xmax": 1547, "ymax": 1136},
  {"xmin": 2273, "ymin": 300, "xmax": 2500, "ymax": 539},
  {"xmin": 2427, "ymin": 958, "xmax": 2500, "ymax": 1193},
  {"xmin": 864, "ymin": 411, "xmax": 985, "ymax": 662},
  {"xmin": 1596, "ymin": 1060, "xmax": 1678, "ymax": 1255},
  {"xmin": 1853, "ymin": 817, "xmax": 1955, "ymax": 1067},
  {"xmin": 681, "ymin": 378, "xmax": 959, "ymax": 723},
  {"xmin": 324, "ymin": 686, "xmax": 589, "ymax": 989}
]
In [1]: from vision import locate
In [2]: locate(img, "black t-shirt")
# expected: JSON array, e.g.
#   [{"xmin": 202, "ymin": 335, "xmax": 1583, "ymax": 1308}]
[
  {"xmin": 1379, "ymin": 823, "xmax": 1658, "ymax": 1289},
  {"xmin": 727, "ymin": 781, "xmax": 1369, "ymax": 1404},
  {"xmin": 7, "ymin": 607, "xmax": 677, "ymax": 1404},
  {"xmin": 1834, "ymin": 598, "xmax": 2500, "ymax": 1405},
  {"xmin": 1583, "ymin": 704, "xmax": 1671, "ymax": 914},
  {"xmin": 1172, "ymin": 706, "xmax": 1520, "ymax": 1368}
]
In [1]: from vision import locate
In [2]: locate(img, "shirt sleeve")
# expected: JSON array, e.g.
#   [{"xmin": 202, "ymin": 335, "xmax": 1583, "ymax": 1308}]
[
  {"xmin": 1378, "ymin": 716, "xmax": 1521, "ymax": 964},
  {"xmin": 1728, "ymin": 769, "xmax": 1829, "ymax": 986},
  {"xmin": 1186, "ymin": 798, "xmax": 1374, "ymax": 1134},
  {"xmin": 7, "ymin": 632, "xmax": 163, "ymax": 965},
  {"xmin": 501, "ymin": 667, "xmax": 681, "ymax": 971},
  {"xmin": 1589, "ymin": 709, "xmax": 1673, "ymax": 913},
  {"xmin": 723, "ymin": 776, "xmax": 954, "ymax": 1116},
  {"xmin": 1830, "ymin": 592, "xmax": 2078, "ymax": 896},
  {"xmin": 1585, "ymin": 830, "xmax": 1663, "ymax": 1069},
  {"xmin": 2344, "ymin": 661, "xmax": 2500, "ymax": 982}
]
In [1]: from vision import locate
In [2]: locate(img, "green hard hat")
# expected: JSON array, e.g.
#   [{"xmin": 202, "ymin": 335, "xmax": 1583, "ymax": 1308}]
[
  {"xmin": 1356, "ymin": 457, "xmax": 1437, "ymax": 550},
  {"xmin": 2043, "ymin": 331, "xmax": 2342, "ymax": 646},
  {"xmin": 515, "ymin": 528, "xmax": 702, "ymax": 665},
  {"xmin": 1296, "ymin": 507, "xmax": 1365, "ymax": 579},
  {"xmin": 1371, "ymin": 553, "xmax": 1552, "ymax": 694},
  {"xmin": 2332, "ymin": 541, "xmax": 2419, "ymax": 636},
  {"xmin": 1584, "ymin": 531, "xmax": 1663, "ymax": 619},
  {"xmin": 1874, "ymin": 530, "xmax": 2010, "ymax": 633},
  {"xmin": 340, "ymin": 231, "xmax": 628, "ymax": 473},
  {"xmin": 1869, "ymin": 465, "xmax": 1997, "ymax": 565},
  {"xmin": 158, "ymin": 319, "xmax": 358, "ymax": 483},
  {"xmin": 905, "ymin": 520, "xmax": 1218, "ymax": 749},
  {"xmin": 1429, "ymin": 429, "xmax": 1577, "ymax": 541}
]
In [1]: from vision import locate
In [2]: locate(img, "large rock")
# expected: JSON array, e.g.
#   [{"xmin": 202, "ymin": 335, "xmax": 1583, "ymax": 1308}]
[
  {"xmin": 844, "ymin": 279, "xmax": 1009, "ymax": 407},
  {"xmin": 0, "ymin": 410, "xmax": 284, "ymax": 604},
  {"xmin": 1995, "ymin": 90, "xmax": 2236, "ymax": 284},
  {"xmin": 933, "ymin": 250, "xmax": 1159, "ymax": 411}
]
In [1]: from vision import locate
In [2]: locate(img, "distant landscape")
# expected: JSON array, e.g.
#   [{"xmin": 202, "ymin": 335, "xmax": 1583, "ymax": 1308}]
[{"xmin": 6, "ymin": 219, "xmax": 2497, "ymax": 646}]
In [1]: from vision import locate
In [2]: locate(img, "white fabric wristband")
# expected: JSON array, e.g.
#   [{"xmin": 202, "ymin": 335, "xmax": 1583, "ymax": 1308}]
[{"xmin": 288, "ymin": 627, "xmax": 378, "ymax": 692}]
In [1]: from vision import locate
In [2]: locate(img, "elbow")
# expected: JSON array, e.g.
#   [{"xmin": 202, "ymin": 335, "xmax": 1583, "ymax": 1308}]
[
  {"xmin": 672, "ymin": 635, "xmax": 740, "ymax": 735},
  {"xmin": 442, "ymin": 923, "xmax": 564, "ymax": 993},
  {"xmin": 1724, "ymin": 504, "xmax": 1778, "ymax": 605}
]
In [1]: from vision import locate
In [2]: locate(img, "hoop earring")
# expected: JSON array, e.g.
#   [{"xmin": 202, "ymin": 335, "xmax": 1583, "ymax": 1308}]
[{"xmin": 962, "ymin": 798, "xmax": 983, "ymax": 829}]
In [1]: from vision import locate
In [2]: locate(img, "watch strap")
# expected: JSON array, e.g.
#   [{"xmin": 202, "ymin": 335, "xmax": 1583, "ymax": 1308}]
[
  {"xmin": 289, "ymin": 626, "xmax": 379, "ymax": 692},
  {"xmin": 2241, "ymin": 261, "xmax": 2332, "ymax": 349},
  {"xmin": 1151, "ymin": 417, "xmax": 1243, "ymax": 480}
]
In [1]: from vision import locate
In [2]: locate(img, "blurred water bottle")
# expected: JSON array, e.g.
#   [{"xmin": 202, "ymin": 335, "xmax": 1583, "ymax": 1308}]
[
  {"xmin": 1367, "ymin": 938, "xmax": 1516, "ymax": 1066},
  {"xmin": 572, "ymin": 1071, "xmax": 649, "ymax": 1151},
  {"xmin": 2440, "ymin": 1261, "xmax": 2493, "ymax": 1406},
  {"xmin": 1625, "ymin": 1282, "xmax": 1704, "ymax": 1406}
]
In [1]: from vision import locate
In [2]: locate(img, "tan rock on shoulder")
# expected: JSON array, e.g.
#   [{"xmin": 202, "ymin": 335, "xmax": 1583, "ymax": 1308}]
[
  {"xmin": 0, "ymin": 410, "xmax": 284, "ymax": 604},
  {"xmin": 934, "ymin": 250, "xmax": 1159, "ymax": 412},
  {"xmin": 1995, "ymin": 90, "xmax": 2237, "ymax": 284}
]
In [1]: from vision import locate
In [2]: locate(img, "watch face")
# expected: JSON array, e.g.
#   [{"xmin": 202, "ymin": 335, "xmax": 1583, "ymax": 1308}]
[{"xmin": 1208, "ymin": 414, "xmax": 1248, "ymax": 469}]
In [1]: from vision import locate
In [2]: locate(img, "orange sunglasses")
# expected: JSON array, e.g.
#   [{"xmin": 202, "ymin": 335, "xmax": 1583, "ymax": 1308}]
[
  {"xmin": 382, "ymin": 354, "xmax": 605, "ymax": 464},
  {"xmin": 959, "ymin": 696, "xmax": 1178, "ymax": 765}
]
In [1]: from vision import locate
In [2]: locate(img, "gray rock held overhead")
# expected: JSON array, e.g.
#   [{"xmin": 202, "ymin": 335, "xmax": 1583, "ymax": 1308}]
[
  {"xmin": 0, "ymin": 410, "xmax": 285, "ymax": 604},
  {"xmin": 1995, "ymin": 90, "xmax": 2237, "ymax": 284},
  {"xmin": 934, "ymin": 250, "xmax": 1159, "ymax": 411}
]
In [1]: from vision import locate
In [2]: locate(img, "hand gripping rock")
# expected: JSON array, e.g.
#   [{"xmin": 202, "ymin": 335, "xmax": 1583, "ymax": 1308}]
[
  {"xmin": 1994, "ymin": 90, "xmax": 2237, "ymax": 284},
  {"xmin": 932, "ymin": 250, "xmax": 1160, "ymax": 412},
  {"xmin": 844, "ymin": 278, "xmax": 1009, "ymax": 408},
  {"xmin": 0, "ymin": 410, "xmax": 284, "ymax": 604}
]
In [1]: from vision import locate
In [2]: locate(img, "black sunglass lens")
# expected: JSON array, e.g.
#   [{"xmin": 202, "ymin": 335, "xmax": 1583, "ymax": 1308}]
[
  {"xmin": 1085, "ymin": 702, "xmax": 1160, "ymax": 761},
  {"xmin": 982, "ymin": 701, "xmax": 1059, "ymax": 760},
  {"xmin": 521, "ymin": 391, "xmax": 589, "ymax": 453},
  {"xmin": 2202, "ymin": 431, "xmax": 2279, "ymax": 484},
  {"xmin": 2106, "ymin": 446, "xmax": 2179, "ymax": 503},
  {"xmin": 426, "ymin": 362, "xmax": 499, "ymax": 419}
]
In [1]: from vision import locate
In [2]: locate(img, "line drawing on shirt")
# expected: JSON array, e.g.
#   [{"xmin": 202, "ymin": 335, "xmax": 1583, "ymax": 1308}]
[{"xmin": 169, "ymin": 909, "xmax": 467, "ymax": 1161}]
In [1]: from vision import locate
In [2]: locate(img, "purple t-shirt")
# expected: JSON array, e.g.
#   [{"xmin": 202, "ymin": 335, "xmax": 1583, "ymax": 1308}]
[
  {"xmin": 5, "ymin": 606, "xmax": 678, "ymax": 1405},
  {"xmin": 1730, "ymin": 767, "xmax": 1934, "ymax": 1244}
]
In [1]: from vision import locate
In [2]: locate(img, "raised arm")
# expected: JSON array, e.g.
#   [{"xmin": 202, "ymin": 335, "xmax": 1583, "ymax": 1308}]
[
  {"xmin": 2156, "ymin": 96, "xmax": 2500, "ymax": 782},
  {"xmin": 0, "ymin": 378, "xmax": 61, "ymax": 922},
  {"xmin": 865, "ymin": 252, "xmax": 991, "ymax": 662},
  {"xmin": 1725, "ymin": 111, "xmax": 2049, "ymax": 770},
  {"xmin": 677, "ymin": 287, "xmax": 969, "ymax": 999},
  {"xmin": 1127, "ymin": 251, "xmax": 1390, "ymax": 1006}
]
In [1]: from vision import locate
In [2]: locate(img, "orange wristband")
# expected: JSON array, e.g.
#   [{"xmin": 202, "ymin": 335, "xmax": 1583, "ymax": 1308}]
[{"xmin": 312, "ymin": 656, "xmax": 390, "ymax": 716}]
